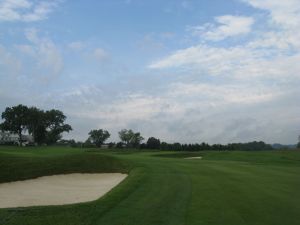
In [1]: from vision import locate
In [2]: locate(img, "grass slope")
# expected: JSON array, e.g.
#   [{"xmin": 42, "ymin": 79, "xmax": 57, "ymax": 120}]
[{"xmin": 0, "ymin": 147, "xmax": 299, "ymax": 225}]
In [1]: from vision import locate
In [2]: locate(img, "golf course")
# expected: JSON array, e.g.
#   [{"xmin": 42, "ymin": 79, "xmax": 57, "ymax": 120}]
[{"xmin": 0, "ymin": 147, "xmax": 299, "ymax": 225}]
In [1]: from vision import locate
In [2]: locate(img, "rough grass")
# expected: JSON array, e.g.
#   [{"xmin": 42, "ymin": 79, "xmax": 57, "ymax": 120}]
[{"xmin": 0, "ymin": 146, "xmax": 299, "ymax": 225}]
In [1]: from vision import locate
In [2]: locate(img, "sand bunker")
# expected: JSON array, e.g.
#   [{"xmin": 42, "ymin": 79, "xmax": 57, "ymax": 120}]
[
  {"xmin": 0, "ymin": 173, "xmax": 127, "ymax": 208},
  {"xmin": 185, "ymin": 156, "xmax": 203, "ymax": 159}
]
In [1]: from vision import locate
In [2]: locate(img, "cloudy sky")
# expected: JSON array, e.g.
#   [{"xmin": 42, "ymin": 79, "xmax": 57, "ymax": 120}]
[{"xmin": 0, "ymin": 0, "xmax": 299, "ymax": 144}]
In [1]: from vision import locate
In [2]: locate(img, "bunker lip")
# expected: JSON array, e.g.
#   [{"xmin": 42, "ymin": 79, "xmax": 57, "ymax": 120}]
[{"xmin": 0, "ymin": 173, "xmax": 127, "ymax": 208}]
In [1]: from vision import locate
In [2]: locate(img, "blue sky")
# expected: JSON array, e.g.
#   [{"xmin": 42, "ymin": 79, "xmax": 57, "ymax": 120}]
[{"xmin": 0, "ymin": 0, "xmax": 300, "ymax": 144}]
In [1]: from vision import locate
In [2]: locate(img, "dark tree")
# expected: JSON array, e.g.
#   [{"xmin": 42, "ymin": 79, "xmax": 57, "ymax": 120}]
[
  {"xmin": 146, "ymin": 137, "xmax": 161, "ymax": 149},
  {"xmin": 140, "ymin": 143, "xmax": 147, "ymax": 149},
  {"xmin": 108, "ymin": 142, "xmax": 115, "ymax": 148},
  {"xmin": 116, "ymin": 142, "xmax": 124, "ymax": 148},
  {"xmin": 0, "ymin": 105, "xmax": 29, "ymax": 145},
  {"xmin": 118, "ymin": 129, "xmax": 134, "ymax": 146},
  {"xmin": 88, "ymin": 129, "xmax": 110, "ymax": 147},
  {"xmin": 118, "ymin": 129, "xmax": 144, "ymax": 148},
  {"xmin": 27, "ymin": 107, "xmax": 47, "ymax": 145},
  {"xmin": 131, "ymin": 132, "xmax": 144, "ymax": 148},
  {"xmin": 44, "ymin": 109, "xmax": 72, "ymax": 145},
  {"xmin": 1, "ymin": 105, "xmax": 72, "ymax": 146},
  {"xmin": 83, "ymin": 138, "xmax": 94, "ymax": 148},
  {"xmin": 160, "ymin": 142, "xmax": 169, "ymax": 150}
]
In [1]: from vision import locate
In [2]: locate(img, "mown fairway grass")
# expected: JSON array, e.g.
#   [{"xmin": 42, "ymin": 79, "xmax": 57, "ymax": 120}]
[{"xmin": 0, "ymin": 146, "xmax": 299, "ymax": 225}]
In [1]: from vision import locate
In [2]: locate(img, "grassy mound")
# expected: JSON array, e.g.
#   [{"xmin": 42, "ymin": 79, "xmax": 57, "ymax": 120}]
[{"xmin": 0, "ymin": 148, "xmax": 129, "ymax": 183}]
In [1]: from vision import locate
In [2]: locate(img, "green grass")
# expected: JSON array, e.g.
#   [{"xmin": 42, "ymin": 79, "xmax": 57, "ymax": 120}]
[
  {"xmin": 0, "ymin": 147, "xmax": 129, "ymax": 183},
  {"xmin": 0, "ymin": 146, "xmax": 299, "ymax": 225}
]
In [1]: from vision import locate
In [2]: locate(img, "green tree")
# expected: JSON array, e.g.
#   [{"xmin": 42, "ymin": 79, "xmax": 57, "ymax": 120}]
[
  {"xmin": 118, "ymin": 129, "xmax": 144, "ymax": 148},
  {"xmin": 0, "ymin": 105, "xmax": 29, "ymax": 145},
  {"xmin": 131, "ymin": 132, "xmax": 144, "ymax": 148},
  {"xmin": 1, "ymin": 105, "xmax": 72, "ymax": 145},
  {"xmin": 27, "ymin": 107, "xmax": 47, "ymax": 145},
  {"xmin": 44, "ymin": 109, "xmax": 72, "ymax": 145},
  {"xmin": 146, "ymin": 137, "xmax": 161, "ymax": 149},
  {"xmin": 88, "ymin": 129, "xmax": 110, "ymax": 147},
  {"xmin": 118, "ymin": 129, "xmax": 134, "ymax": 146}
]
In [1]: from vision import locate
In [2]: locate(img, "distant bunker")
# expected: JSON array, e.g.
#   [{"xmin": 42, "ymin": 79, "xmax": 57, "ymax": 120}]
[
  {"xmin": 185, "ymin": 156, "xmax": 203, "ymax": 160},
  {"xmin": 0, "ymin": 173, "xmax": 127, "ymax": 208}
]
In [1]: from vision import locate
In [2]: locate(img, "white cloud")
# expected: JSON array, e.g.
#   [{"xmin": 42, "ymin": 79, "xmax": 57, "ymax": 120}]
[
  {"xmin": 1, "ymin": 0, "xmax": 300, "ymax": 144},
  {"xmin": 137, "ymin": 33, "xmax": 165, "ymax": 52},
  {"xmin": 93, "ymin": 48, "xmax": 109, "ymax": 61},
  {"xmin": 16, "ymin": 28, "xmax": 64, "ymax": 79},
  {"xmin": 149, "ymin": 1, "xmax": 300, "ymax": 81},
  {"xmin": 149, "ymin": 42, "xmax": 300, "ymax": 82},
  {"xmin": 242, "ymin": 0, "xmax": 300, "ymax": 28},
  {"xmin": 189, "ymin": 15, "xmax": 254, "ymax": 41},
  {"xmin": 68, "ymin": 41, "xmax": 85, "ymax": 51},
  {"xmin": 168, "ymin": 82, "xmax": 282, "ymax": 105},
  {"xmin": 0, "ymin": 0, "xmax": 60, "ymax": 22},
  {"xmin": 149, "ymin": 44, "xmax": 253, "ymax": 72},
  {"xmin": 144, "ymin": 1, "xmax": 300, "ymax": 144},
  {"xmin": 181, "ymin": 1, "xmax": 192, "ymax": 10},
  {"xmin": 0, "ymin": 44, "xmax": 22, "ymax": 76},
  {"xmin": 40, "ymin": 75, "xmax": 297, "ymax": 143},
  {"xmin": 243, "ymin": 0, "xmax": 300, "ymax": 51},
  {"xmin": 60, "ymin": 79, "xmax": 285, "ymax": 128},
  {"xmin": 24, "ymin": 27, "xmax": 39, "ymax": 43},
  {"xmin": 15, "ymin": 44, "xmax": 35, "ymax": 55}
]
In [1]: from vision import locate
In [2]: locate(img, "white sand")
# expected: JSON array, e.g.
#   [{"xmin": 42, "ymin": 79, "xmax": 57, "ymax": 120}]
[
  {"xmin": 185, "ymin": 156, "xmax": 203, "ymax": 159},
  {"xmin": 0, "ymin": 173, "xmax": 127, "ymax": 208}
]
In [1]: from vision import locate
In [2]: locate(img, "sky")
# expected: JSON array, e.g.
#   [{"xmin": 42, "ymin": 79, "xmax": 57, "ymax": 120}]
[{"xmin": 0, "ymin": 0, "xmax": 300, "ymax": 144}]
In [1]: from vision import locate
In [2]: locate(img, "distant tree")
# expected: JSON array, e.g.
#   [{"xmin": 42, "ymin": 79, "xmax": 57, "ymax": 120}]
[
  {"xmin": 160, "ymin": 142, "xmax": 169, "ymax": 150},
  {"xmin": 27, "ymin": 107, "xmax": 47, "ymax": 145},
  {"xmin": 146, "ymin": 137, "xmax": 161, "ymax": 149},
  {"xmin": 88, "ymin": 129, "xmax": 110, "ymax": 147},
  {"xmin": 83, "ymin": 138, "xmax": 94, "ymax": 148},
  {"xmin": 131, "ymin": 132, "xmax": 144, "ymax": 148},
  {"xmin": 140, "ymin": 143, "xmax": 147, "ymax": 149},
  {"xmin": 118, "ymin": 129, "xmax": 144, "ymax": 148},
  {"xmin": 118, "ymin": 129, "xmax": 134, "ymax": 146},
  {"xmin": 108, "ymin": 142, "xmax": 115, "ymax": 148},
  {"xmin": 1, "ymin": 105, "xmax": 72, "ymax": 146},
  {"xmin": 172, "ymin": 142, "xmax": 182, "ymax": 151},
  {"xmin": 0, "ymin": 105, "xmax": 29, "ymax": 145},
  {"xmin": 44, "ymin": 109, "xmax": 72, "ymax": 145},
  {"xmin": 200, "ymin": 142, "xmax": 210, "ymax": 151},
  {"xmin": 76, "ymin": 141, "xmax": 83, "ymax": 148},
  {"xmin": 116, "ymin": 142, "xmax": 124, "ymax": 149},
  {"xmin": 298, "ymin": 135, "xmax": 300, "ymax": 149}
]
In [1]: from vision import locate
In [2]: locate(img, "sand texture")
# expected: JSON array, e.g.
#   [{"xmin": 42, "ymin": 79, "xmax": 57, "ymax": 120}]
[
  {"xmin": 185, "ymin": 156, "xmax": 203, "ymax": 159},
  {"xmin": 0, "ymin": 173, "xmax": 127, "ymax": 208}
]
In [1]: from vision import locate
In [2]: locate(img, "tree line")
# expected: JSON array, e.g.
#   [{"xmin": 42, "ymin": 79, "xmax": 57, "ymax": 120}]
[
  {"xmin": 78, "ymin": 130, "xmax": 273, "ymax": 151},
  {"xmin": 1, "ymin": 104, "xmax": 297, "ymax": 151},
  {"xmin": 82, "ymin": 129, "xmax": 144, "ymax": 148}
]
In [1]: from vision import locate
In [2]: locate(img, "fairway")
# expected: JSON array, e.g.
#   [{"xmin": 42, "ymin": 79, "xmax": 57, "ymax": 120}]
[{"xmin": 0, "ymin": 147, "xmax": 299, "ymax": 225}]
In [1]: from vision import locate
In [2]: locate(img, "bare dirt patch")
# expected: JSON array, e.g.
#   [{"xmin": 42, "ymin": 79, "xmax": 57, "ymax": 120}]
[{"xmin": 0, "ymin": 173, "xmax": 127, "ymax": 208}]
